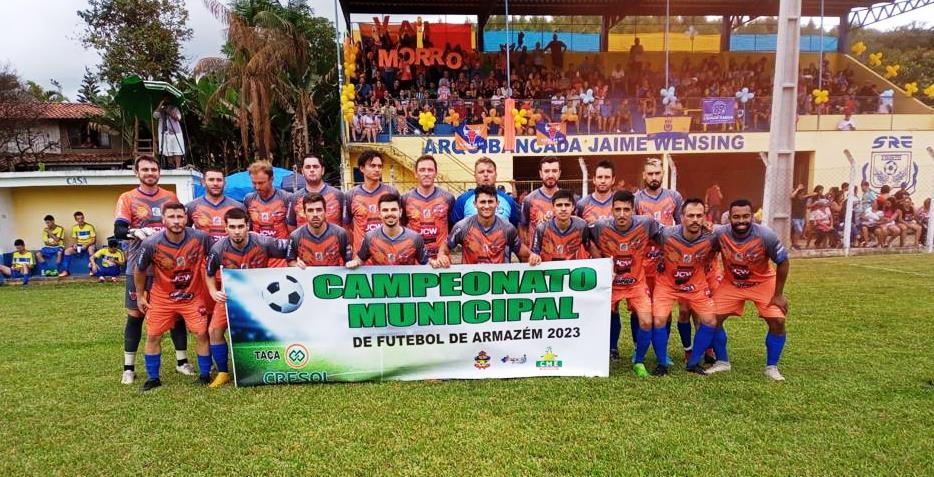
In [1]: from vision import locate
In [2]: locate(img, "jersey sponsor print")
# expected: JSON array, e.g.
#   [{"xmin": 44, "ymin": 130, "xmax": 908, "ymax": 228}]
[{"xmin": 402, "ymin": 187, "xmax": 454, "ymax": 258}]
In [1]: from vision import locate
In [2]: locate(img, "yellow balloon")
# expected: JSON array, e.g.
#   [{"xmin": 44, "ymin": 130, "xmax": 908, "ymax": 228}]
[
  {"xmin": 904, "ymin": 82, "xmax": 918, "ymax": 96},
  {"xmin": 924, "ymin": 84, "xmax": 934, "ymax": 98},
  {"xmin": 868, "ymin": 52, "xmax": 883, "ymax": 67},
  {"xmin": 851, "ymin": 41, "xmax": 867, "ymax": 56},
  {"xmin": 884, "ymin": 64, "xmax": 900, "ymax": 79}
]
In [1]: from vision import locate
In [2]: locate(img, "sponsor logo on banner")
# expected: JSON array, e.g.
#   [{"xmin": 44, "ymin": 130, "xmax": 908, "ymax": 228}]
[
  {"xmin": 501, "ymin": 354, "xmax": 528, "ymax": 364},
  {"xmin": 645, "ymin": 116, "xmax": 691, "ymax": 140},
  {"xmin": 536, "ymin": 347, "xmax": 563, "ymax": 370},
  {"xmin": 285, "ymin": 343, "xmax": 309, "ymax": 368},
  {"xmin": 253, "ymin": 350, "xmax": 281, "ymax": 361},
  {"xmin": 701, "ymin": 97, "xmax": 736, "ymax": 125},
  {"xmin": 474, "ymin": 350, "xmax": 491, "ymax": 369}
]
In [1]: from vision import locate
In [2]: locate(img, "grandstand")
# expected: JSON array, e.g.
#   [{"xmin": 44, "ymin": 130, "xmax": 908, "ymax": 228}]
[{"xmin": 335, "ymin": 0, "xmax": 934, "ymax": 247}]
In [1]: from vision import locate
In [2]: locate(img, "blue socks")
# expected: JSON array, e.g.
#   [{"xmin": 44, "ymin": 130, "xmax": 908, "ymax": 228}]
[
  {"xmin": 712, "ymin": 327, "xmax": 729, "ymax": 362},
  {"xmin": 197, "ymin": 354, "xmax": 212, "ymax": 378},
  {"xmin": 61, "ymin": 254, "xmax": 71, "ymax": 273},
  {"xmin": 609, "ymin": 312, "xmax": 621, "ymax": 352},
  {"xmin": 210, "ymin": 343, "xmax": 229, "ymax": 373},
  {"xmin": 687, "ymin": 324, "xmax": 717, "ymax": 368},
  {"xmin": 677, "ymin": 321, "xmax": 693, "ymax": 350},
  {"xmin": 651, "ymin": 326, "xmax": 669, "ymax": 367},
  {"xmin": 629, "ymin": 312, "xmax": 639, "ymax": 344},
  {"xmin": 144, "ymin": 354, "xmax": 161, "ymax": 380},
  {"xmin": 766, "ymin": 333, "xmax": 786, "ymax": 366},
  {"xmin": 634, "ymin": 328, "xmax": 652, "ymax": 364}
]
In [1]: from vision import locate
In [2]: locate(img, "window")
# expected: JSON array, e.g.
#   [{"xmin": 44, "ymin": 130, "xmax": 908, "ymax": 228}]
[{"xmin": 66, "ymin": 121, "xmax": 110, "ymax": 149}]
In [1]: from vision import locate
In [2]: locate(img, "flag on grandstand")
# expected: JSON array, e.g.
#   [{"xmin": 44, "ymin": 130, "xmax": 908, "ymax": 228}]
[
  {"xmin": 503, "ymin": 97, "xmax": 516, "ymax": 152},
  {"xmin": 645, "ymin": 116, "xmax": 692, "ymax": 139},
  {"xmin": 535, "ymin": 122, "xmax": 567, "ymax": 146},
  {"xmin": 455, "ymin": 123, "xmax": 489, "ymax": 152}
]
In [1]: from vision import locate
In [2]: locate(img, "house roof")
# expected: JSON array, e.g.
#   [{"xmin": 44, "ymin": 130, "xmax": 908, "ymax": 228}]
[{"xmin": 34, "ymin": 103, "xmax": 104, "ymax": 120}]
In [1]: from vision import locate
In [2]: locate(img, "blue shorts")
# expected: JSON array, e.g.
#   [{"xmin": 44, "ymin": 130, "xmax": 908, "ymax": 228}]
[
  {"xmin": 41, "ymin": 246, "xmax": 63, "ymax": 258},
  {"xmin": 792, "ymin": 219, "xmax": 805, "ymax": 234},
  {"xmin": 94, "ymin": 265, "xmax": 121, "ymax": 277}
]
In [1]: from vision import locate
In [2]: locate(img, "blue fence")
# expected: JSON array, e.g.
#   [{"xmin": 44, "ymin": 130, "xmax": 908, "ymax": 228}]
[
  {"xmin": 481, "ymin": 31, "xmax": 837, "ymax": 53},
  {"xmin": 731, "ymin": 34, "xmax": 838, "ymax": 52}
]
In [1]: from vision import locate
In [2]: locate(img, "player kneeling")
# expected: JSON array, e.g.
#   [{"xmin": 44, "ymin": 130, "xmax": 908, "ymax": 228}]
[
  {"xmin": 135, "ymin": 203, "xmax": 213, "ymax": 391},
  {"xmin": 204, "ymin": 208, "xmax": 289, "ymax": 388}
]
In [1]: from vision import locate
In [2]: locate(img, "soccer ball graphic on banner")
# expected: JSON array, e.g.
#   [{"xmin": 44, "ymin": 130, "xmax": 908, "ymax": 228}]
[{"xmin": 262, "ymin": 275, "xmax": 304, "ymax": 313}]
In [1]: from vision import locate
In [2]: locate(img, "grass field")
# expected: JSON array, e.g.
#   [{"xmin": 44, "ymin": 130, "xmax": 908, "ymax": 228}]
[{"xmin": 2, "ymin": 254, "xmax": 933, "ymax": 476}]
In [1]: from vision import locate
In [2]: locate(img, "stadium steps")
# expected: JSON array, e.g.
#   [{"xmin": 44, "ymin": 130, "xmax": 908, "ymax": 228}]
[{"xmin": 839, "ymin": 54, "xmax": 934, "ymax": 114}]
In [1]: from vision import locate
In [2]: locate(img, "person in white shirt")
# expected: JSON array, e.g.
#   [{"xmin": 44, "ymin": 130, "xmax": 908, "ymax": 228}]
[{"xmin": 837, "ymin": 113, "xmax": 856, "ymax": 131}]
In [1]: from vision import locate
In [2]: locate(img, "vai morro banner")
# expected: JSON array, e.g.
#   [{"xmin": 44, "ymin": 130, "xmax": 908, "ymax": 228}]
[{"xmin": 223, "ymin": 259, "xmax": 612, "ymax": 387}]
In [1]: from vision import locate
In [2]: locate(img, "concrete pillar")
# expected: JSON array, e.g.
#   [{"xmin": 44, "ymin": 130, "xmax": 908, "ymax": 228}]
[
  {"xmin": 837, "ymin": 14, "xmax": 849, "ymax": 53},
  {"xmin": 720, "ymin": 16, "xmax": 732, "ymax": 52}
]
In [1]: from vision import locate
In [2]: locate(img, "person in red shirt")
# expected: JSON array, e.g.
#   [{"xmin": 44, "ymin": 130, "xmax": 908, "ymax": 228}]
[
  {"xmin": 346, "ymin": 192, "xmax": 435, "ymax": 268},
  {"xmin": 345, "ymin": 150, "xmax": 399, "ymax": 255},
  {"xmin": 135, "ymin": 202, "xmax": 213, "ymax": 391},
  {"xmin": 243, "ymin": 160, "xmax": 292, "ymax": 267},
  {"xmin": 204, "ymin": 207, "xmax": 289, "ymax": 388},
  {"xmin": 520, "ymin": 156, "xmax": 562, "ymax": 246},
  {"xmin": 185, "ymin": 167, "xmax": 246, "ymax": 242},
  {"xmin": 287, "ymin": 192, "xmax": 353, "ymax": 267},
  {"xmin": 287, "ymin": 155, "xmax": 345, "ymax": 228},
  {"xmin": 113, "ymin": 155, "xmax": 190, "ymax": 385},
  {"xmin": 401, "ymin": 155, "xmax": 454, "ymax": 263}
]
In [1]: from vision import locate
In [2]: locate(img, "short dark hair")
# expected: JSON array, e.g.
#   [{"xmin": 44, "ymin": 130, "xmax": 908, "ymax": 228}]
[
  {"xmin": 595, "ymin": 160, "xmax": 615, "ymax": 175},
  {"xmin": 302, "ymin": 155, "xmax": 324, "ymax": 168},
  {"xmin": 134, "ymin": 155, "xmax": 159, "ymax": 171},
  {"xmin": 303, "ymin": 192, "xmax": 326, "ymax": 210},
  {"xmin": 729, "ymin": 199, "xmax": 754, "ymax": 212},
  {"xmin": 43, "ymin": 215, "xmax": 54, "ymax": 222},
  {"xmin": 880, "ymin": 185, "xmax": 891, "ymax": 194},
  {"xmin": 224, "ymin": 208, "xmax": 248, "ymax": 222},
  {"xmin": 202, "ymin": 167, "xmax": 225, "ymax": 178},
  {"xmin": 73, "ymin": 211, "xmax": 84, "ymax": 218},
  {"xmin": 612, "ymin": 190, "xmax": 634, "ymax": 207},
  {"xmin": 107, "ymin": 238, "xmax": 119, "ymax": 248},
  {"xmin": 682, "ymin": 198, "xmax": 706, "ymax": 212},
  {"xmin": 539, "ymin": 156, "xmax": 560, "ymax": 169},
  {"xmin": 163, "ymin": 202, "xmax": 186, "ymax": 214},
  {"xmin": 378, "ymin": 192, "xmax": 401, "ymax": 208},
  {"xmin": 358, "ymin": 149, "xmax": 382, "ymax": 169},
  {"xmin": 415, "ymin": 154, "xmax": 437, "ymax": 170},
  {"xmin": 552, "ymin": 189, "xmax": 575, "ymax": 205},
  {"xmin": 474, "ymin": 184, "xmax": 499, "ymax": 201},
  {"xmin": 14, "ymin": 239, "xmax": 25, "ymax": 247}
]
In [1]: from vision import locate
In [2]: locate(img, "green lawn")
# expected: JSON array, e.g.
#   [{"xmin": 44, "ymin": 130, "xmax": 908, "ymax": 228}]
[{"xmin": 2, "ymin": 254, "xmax": 933, "ymax": 476}]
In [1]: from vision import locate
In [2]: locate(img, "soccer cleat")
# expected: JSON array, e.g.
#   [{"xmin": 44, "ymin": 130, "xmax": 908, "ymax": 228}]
[
  {"xmin": 704, "ymin": 348, "xmax": 717, "ymax": 365},
  {"xmin": 633, "ymin": 363, "xmax": 649, "ymax": 378},
  {"xmin": 764, "ymin": 366, "xmax": 785, "ymax": 382},
  {"xmin": 195, "ymin": 375, "xmax": 212, "ymax": 386},
  {"xmin": 121, "ymin": 370, "xmax": 135, "ymax": 385},
  {"xmin": 141, "ymin": 379, "xmax": 162, "ymax": 392},
  {"xmin": 609, "ymin": 349, "xmax": 620, "ymax": 361},
  {"xmin": 651, "ymin": 364, "xmax": 669, "ymax": 376},
  {"xmin": 705, "ymin": 360, "xmax": 732, "ymax": 374},
  {"xmin": 176, "ymin": 363, "xmax": 196, "ymax": 376},
  {"xmin": 685, "ymin": 365, "xmax": 708, "ymax": 376},
  {"xmin": 665, "ymin": 356, "xmax": 674, "ymax": 367},
  {"xmin": 209, "ymin": 372, "xmax": 231, "ymax": 388},
  {"xmin": 98, "ymin": 277, "xmax": 106, "ymax": 283}
]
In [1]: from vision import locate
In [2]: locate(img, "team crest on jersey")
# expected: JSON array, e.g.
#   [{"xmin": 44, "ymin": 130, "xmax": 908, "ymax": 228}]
[
  {"xmin": 212, "ymin": 216, "xmax": 222, "ymax": 225},
  {"xmin": 176, "ymin": 256, "xmax": 186, "ymax": 267},
  {"xmin": 683, "ymin": 254, "xmax": 693, "ymax": 264},
  {"xmin": 315, "ymin": 252, "xmax": 324, "ymax": 261},
  {"xmin": 734, "ymin": 251, "xmax": 744, "ymax": 262},
  {"xmin": 368, "ymin": 204, "xmax": 378, "ymax": 213},
  {"xmin": 422, "ymin": 208, "xmax": 432, "ymax": 218},
  {"xmin": 261, "ymin": 212, "xmax": 270, "ymax": 221},
  {"xmin": 386, "ymin": 253, "xmax": 396, "ymax": 262},
  {"xmin": 618, "ymin": 243, "xmax": 629, "ymax": 251},
  {"xmin": 555, "ymin": 244, "xmax": 565, "ymax": 254},
  {"xmin": 152, "ymin": 207, "xmax": 162, "ymax": 217}
]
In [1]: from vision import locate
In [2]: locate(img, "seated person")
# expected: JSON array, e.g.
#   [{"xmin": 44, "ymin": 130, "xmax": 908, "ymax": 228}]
[
  {"xmin": 61, "ymin": 211, "xmax": 97, "ymax": 278},
  {"xmin": 89, "ymin": 238, "xmax": 126, "ymax": 283},
  {"xmin": 8, "ymin": 239, "xmax": 36, "ymax": 285},
  {"xmin": 36, "ymin": 214, "xmax": 65, "ymax": 277}
]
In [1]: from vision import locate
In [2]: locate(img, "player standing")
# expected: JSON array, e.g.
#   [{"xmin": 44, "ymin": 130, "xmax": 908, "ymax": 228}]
[
  {"xmin": 345, "ymin": 150, "xmax": 399, "ymax": 255},
  {"xmin": 446, "ymin": 185, "xmax": 528, "ymax": 265},
  {"xmin": 346, "ymin": 193, "xmax": 433, "ymax": 268},
  {"xmin": 186, "ymin": 167, "xmax": 246, "ymax": 243},
  {"xmin": 528, "ymin": 190, "xmax": 589, "ymax": 264},
  {"xmin": 691, "ymin": 199, "xmax": 790, "ymax": 381},
  {"xmin": 114, "ymin": 155, "xmax": 191, "ymax": 384},
  {"xmin": 135, "ymin": 203, "xmax": 214, "ymax": 391},
  {"xmin": 450, "ymin": 157, "xmax": 521, "ymax": 226},
  {"xmin": 576, "ymin": 160, "xmax": 616, "ymax": 225},
  {"xmin": 588, "ymin": 191, "xmax": 663, "ymax": 375},
  {"xmin": 287, "ymin": 192, "xmax": 353, "ymax": 268},
  {"xmin": 243, "ymin": 160, "xmax": 292, "ymax": 267},
  {"xmin": 520, "ymin": 156, "xmax": 562, "ymax": 246},
  {"xmin": 649, "ymin": 198, "xmax": 718, "ymax": 376},
  {"xmin": 402, "ymin": 155, "xmax": 454, "ymax": 264},
  {"xmin": 204, "ymin": 208, "xmax": 289, "ymax": 388},
  {"xmin": 287, "ymin": 155, "xmax": 346, "ymax": 228}
]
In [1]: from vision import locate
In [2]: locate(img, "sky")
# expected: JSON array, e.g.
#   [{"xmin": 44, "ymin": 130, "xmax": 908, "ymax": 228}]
[{"xmin": 0, "ymin": 1, "xmax": 929, "ymax": 100}]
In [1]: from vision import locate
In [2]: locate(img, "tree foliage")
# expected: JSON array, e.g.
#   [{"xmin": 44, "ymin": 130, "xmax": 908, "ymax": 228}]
[
  {"xmin": 0, "ymin": 66, "xmax": 60, "ymax": 171},
  {"xmin": 77, "ymin": 67, "xmax": 102, "ymax": 104},
  {"xmin": 78, "ymin": 0, "xmax": 193, "ymax": 85},
  {"xmin": 852, "ymin": 23, "xmax": 934, "ymax": 106}
]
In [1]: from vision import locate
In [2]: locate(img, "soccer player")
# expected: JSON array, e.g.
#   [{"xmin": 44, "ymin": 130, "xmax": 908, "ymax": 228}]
[
  {"xmin": 634, "ymin": 158, "xmax": 688, "ymax": 361},
  {"xmin": 243, "ymin": 160, "xmax": 292, "ymax": 267},
  {"xmin": 287, "ymin": 192, "xmax": 353, "ymax": 268},
  {"xmin": 576, "ymin": 160, "xmax": 616, "ymax": 225},
  {"xmin": 114, "ymin": 155, "xmax": 191, "ymax": 385},
  {"xmin": 520, "ymin": 156, "xmax": 562, "ymax": 246},
  {"xmin": 9, "ymin": 239, "xmax": 35, "ymax": 285},
  {"xmin": 402, "ymin": 155, "xmax": 454, "ymax": 264},
  {"xmin": 186, "ymin": 167, "xmax": 246, "ymax": 243},
  {"xmin": 89, "ymin": 238, "xmax": 125, "ymax": 283},
  {"xmin": 345, "ymin": 149, "xmax": 399, "ymax": 255},
  {"xmin": 446, "ymin": 185, "xmax": 528, "ymax": 265},
  {"xmin": 689, "ymin": 199, "xmax": 790, "ymax": 381},
  {"xmin": 60, "ymin": 211, "xmax": 97, "ymax": 277},
  {"xmin": 205, "ymin": 207, "xmax": 289, "ymax": 388},
  {"xmin": 346, "ymin": 193, "xmax": 434, "ymax": 268},
  {"xmin": 37, "ymin": 215, "xmax": 65, "ymax": 276},
  {"xmin": 528, "ymin": 190, "xmax": 589, "ymax": 265},
  {"xmin": 588, "ymin": 191, "xmax": 663, "ymax": 376},
  {"xmin": 649, "ymin": 198, "xmax": 718, "ymax": 376},
  {"xmin": 287, "ymin": 155, "xmax": 345, "ymax": 228},
  {"xmin": 450, "ymin": 157, "xmax": 521, "ymax": 226},
  {"xmin": 136, "ymin": 202, "xmax": 213, "ymax": 391}
]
